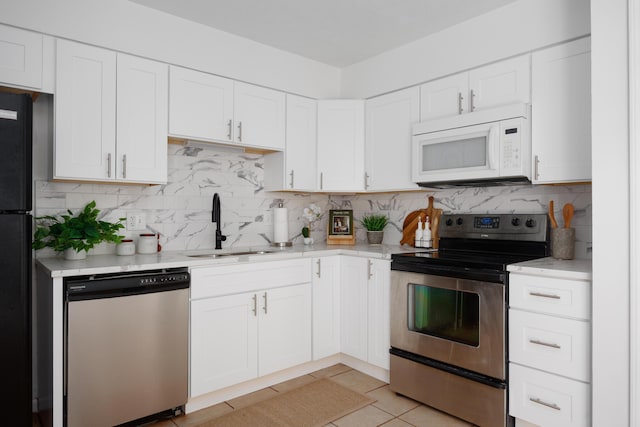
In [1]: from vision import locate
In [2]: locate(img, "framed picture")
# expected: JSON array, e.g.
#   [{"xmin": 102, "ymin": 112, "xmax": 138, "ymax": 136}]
[{"xmin": 327, "ymin": 210, "xmax": 355, "ymax": 245}]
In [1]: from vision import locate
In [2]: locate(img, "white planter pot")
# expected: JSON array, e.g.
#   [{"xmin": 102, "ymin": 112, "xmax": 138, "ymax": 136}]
[{"xmin": 64, "ymin": 248, "xmax": 87, "ymax": 260}]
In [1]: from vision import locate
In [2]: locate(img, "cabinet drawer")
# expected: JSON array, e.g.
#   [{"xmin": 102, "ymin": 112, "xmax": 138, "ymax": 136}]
[
  {"xmin": 509, "ymin": 274, "xmax": 590, "ymax": 320},
  {"xmin": 509, "ymin": 363, "xmax": 590, "ymax": 427},
  {"xmin": 509, "ymin": 310, "xmax": 590, "ymax": 381},
  {"xmin": 190, "ymin": 258, "xmax": 312, "ymax": 299}
]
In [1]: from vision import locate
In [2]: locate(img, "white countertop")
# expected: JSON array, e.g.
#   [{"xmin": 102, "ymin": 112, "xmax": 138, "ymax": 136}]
[
  {"xmin": 507, "ymin": 256, "xmax": 592, "ymax": 280},
  {"xmin": 35, "ymin": 243, "xmax": 421, "ymax": 278}
]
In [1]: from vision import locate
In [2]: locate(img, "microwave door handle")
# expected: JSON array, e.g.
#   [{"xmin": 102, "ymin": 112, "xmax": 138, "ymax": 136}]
[{"xmin": 488, "ymin": 125, "xmax": 500, "ymax": 170}]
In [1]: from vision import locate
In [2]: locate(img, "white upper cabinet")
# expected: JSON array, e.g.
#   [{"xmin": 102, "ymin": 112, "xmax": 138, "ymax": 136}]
[
  {"xmin": 169, "ymin": 66, "xmax": 234, "ymax": 144},
  {"xmin": 116, "ymin": 54, "xmax": 168, "ymax": 184},
  {"xmin": 317, "ymin": 100, "xmax": 365, "ymax": 192},
  {"xmin": 531, "ymin": 37, "xmax": 591, "ymax": 184},
  {"xmin": 420, "ymin": 73, "xmax": 468, "ymax": 121},
  {"xmin": 420, "ymin": 55, "xmax": 530, "ymax": 121},
  {"xmin": 365, "ymin": 87, "xmax": 420, "ymax": 191},
  {"xmin": 55, "ymin": 40, "xmax": 117, "ymax": 181},
  {"xmin": 234, "ymin": 82, "xmax": 285, "ymax": 151},
  {"xmin": 55, "ymin": 40, "xmax": 168, "ymax": 183},
  {"xmin": 0, "ymin": 24, "xmax": 46, "ymax": 91},
  {"xmin": 168, "ymin": 66, "xmax": 285, "ymax": 151}
]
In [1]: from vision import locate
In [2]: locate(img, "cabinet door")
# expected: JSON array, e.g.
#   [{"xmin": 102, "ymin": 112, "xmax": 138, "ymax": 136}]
[
  {"xmin": 54, "ymin": 40, "xmax": 116, "ymax": 181},
  {"xmin": 340, "ymin": 256, "xmax": 368, "ymax": 360},
  {"xmin": 366, "ymin": 88, "xmax": 420, "ymax": 191},
  {"xmin": 469, "ymin": 55, "xmax": 530, "ymax": 112},
  {"xmin": 258, "ymin": 283, "xmax": 312, "ymax": 376},
  {"xmin": 190, "ymin": 292, "xmax": 258, "ymax": 396},
  {"xmin": 168, "ymin": 66, "xmax": 234, "ymax": 143},
  {"xmin": 367, "ymin": 259, "xmax": 391, "ymax": 369},
  {"xmin": 420, "ymin": 73, "xmax": 469, "ymax": 121},
  {"xmin": 312, "ymin": 257, "xmax": 341, "ymax": 360},
  {"xmin": 116, "ymin": 54, "xmax": 168, "ymax": 184},
  {"xmin": 285, "ymin": 94, "xmax": 317, "ymax": 190},
  {"xmin": 234, "ymin": 82, "xmax": 285, "ymax": 151},
  {"xmin": 0, "ymin": 24, "xmax": 42, "ymax": 89},
  {"xmin": 531, "ymin": 38, "xmax": 591, "ymax": 184},
  {"xmin": 317, "ymin": 100, "xmax": 365, "ymax": 191}
]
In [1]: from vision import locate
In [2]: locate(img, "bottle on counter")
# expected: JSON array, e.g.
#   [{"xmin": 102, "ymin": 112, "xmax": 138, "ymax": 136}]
[
  {"xmin": 423, "ymin": 216, "xmax": 433, "ymax": 248},
  {"xmin": 415, "ymin": 216, "xmax": 423, "ymax": 248}
]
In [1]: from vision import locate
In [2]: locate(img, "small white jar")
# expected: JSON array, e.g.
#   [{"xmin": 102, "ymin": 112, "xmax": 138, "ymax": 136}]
[
  {"xmin": 137, "ymin": 234, "xmax": 158, "ymax": 254},
  {"xmin": 116, "ymin": 239, "xmax": 135, "ymax": 256}
]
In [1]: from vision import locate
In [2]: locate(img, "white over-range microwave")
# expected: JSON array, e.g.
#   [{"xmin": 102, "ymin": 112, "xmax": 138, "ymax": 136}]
[{"xmin": 412, "ymin": 103, "xmax": 531, "ymax": 188}]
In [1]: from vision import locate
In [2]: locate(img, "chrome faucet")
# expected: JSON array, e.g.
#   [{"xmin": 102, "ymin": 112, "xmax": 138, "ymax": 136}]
[{"xmin": 212, "ymin": 193, "xmax": 226, "ymax": 249}]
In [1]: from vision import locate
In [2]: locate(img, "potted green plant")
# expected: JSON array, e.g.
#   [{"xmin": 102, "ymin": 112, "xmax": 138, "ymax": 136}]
[
  {"xmin": 360, "ymin": 214, "xmax": 389, "ymax": 244},
  {"xmin": 32, "ymin": 201, "xmax": 125, "ymax": 260}
]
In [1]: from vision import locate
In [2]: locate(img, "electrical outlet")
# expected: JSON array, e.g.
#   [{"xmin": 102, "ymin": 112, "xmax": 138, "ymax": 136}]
[{"xmin": 126, "ymin": 213, "xmax": 146, "ymax": 231}]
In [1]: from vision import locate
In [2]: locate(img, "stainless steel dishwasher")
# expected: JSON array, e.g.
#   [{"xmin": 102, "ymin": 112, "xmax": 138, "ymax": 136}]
[{"xmin": 64, "ymin": 268, "xmax": 189, "ymax": 427}]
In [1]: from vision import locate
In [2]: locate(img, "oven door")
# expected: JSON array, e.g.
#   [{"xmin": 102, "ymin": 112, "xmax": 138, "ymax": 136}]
[{"xmin": 390, "ymin": 270, "xmax": 506, "ymax": 380}]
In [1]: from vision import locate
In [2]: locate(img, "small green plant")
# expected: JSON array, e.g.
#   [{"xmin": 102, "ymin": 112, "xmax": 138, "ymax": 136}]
[
  {"xmin": 360, "ymin": 214, "xmax": 389, "ymax": 231},
  {"xmin": 302, "ymin": 226, "xmax": 310, "ymax": 238},
  {"xmin": 32, "ymin": 201, "xmax": 125, "ymax": 253}
]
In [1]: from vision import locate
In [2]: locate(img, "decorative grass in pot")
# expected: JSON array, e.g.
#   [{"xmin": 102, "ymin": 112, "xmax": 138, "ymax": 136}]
[
  {"xmin": 32, "ymin": 201, "xmax": 125, "ymax": 260},
  {"xmin": 360, "ymin": 214, "xmax": 389, "ymax": 245}
]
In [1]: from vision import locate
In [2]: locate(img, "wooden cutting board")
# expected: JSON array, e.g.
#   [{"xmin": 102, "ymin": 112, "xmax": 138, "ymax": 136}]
[{"xmin": 400, "ymin": 196, "xmax": 443, "ymax": 248}]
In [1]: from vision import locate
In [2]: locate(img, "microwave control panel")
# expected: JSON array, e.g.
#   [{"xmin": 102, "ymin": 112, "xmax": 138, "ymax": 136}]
[{"xmin": 500, "ymin": 117, "xmax": 524, "ymax": 173}]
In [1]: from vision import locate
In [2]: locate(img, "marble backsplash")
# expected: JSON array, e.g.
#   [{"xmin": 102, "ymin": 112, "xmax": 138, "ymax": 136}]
[{"xmin": 34, "ymin": 144, "xmax": 592, "ymax": 258}]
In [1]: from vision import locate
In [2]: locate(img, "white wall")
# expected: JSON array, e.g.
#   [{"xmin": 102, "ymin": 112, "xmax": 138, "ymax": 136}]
[
  {"xmin": 591, "ymin": 0, "xmax": 629, "ymax": 426},
  {"xmin": 0, "ymin": 0, "xmax": 341, "ymax": 99},
  {"xmin": 341, "ymin": 0, "xmax": 591, "ymax": 99}
]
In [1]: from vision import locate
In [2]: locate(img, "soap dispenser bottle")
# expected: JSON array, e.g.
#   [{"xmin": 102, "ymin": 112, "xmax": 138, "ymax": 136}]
[
  {"xmin": 423, "ymin": 216, "xmax": 432, "ymax": 248},
  {"xmin": 415, "ymin": 216, "xmax": 423, "ymax": 247}
]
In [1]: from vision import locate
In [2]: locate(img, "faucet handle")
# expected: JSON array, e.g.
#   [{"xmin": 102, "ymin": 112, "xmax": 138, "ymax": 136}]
[{"xmin": 221, "ymin": 234, "xmax": 227, "ymax": 242}]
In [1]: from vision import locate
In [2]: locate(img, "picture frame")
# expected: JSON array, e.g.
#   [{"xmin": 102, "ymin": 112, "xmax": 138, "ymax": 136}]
[{"xmin": 327, "ymin": 209, "xmax": 356, "ymax": 245}]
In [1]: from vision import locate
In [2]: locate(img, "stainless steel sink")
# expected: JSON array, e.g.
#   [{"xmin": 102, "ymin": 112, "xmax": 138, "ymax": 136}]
[{"xmin": 187, "ymin": 250, "xmax": 273, "ymax": 258}]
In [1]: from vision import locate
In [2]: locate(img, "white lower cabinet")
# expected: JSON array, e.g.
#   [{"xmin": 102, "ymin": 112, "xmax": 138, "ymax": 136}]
[
  {"xmin": 189, "ymin": 259, "xmax": 312, "ymax": 397},
  {"xmin": 312, "ymin": 256, "xmax": 341, "ymax": 360},
  {"xmin": 508, "ymin": 267, "xmax": 592, "ymax": 427},
  {"xmin": 340, "ymin": 256, "xmax": 391, "ymax": 369}
]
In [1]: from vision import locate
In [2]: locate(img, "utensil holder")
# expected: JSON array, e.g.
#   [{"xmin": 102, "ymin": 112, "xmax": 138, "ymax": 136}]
[{"xmin": 551, "ymin": 228, "xmax": 575, "ymax": 260}]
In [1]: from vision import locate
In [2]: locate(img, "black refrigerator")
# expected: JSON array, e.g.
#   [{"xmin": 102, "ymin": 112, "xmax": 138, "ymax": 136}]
[{"xmin": 0, "ymin": 92, "xmax": 33, "ymax": 426}]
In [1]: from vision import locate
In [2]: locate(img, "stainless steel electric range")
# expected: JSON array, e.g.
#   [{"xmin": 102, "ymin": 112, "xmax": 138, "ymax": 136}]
[{"xmin": 390, "ymin": 213, "xmax": 549, "ymax": 427}]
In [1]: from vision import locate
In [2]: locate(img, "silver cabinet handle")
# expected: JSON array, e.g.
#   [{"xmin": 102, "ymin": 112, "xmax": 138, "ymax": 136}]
[
  {"xmin": 367, "ymin": 260, "xmax": 373, "ymax": 279},
  {"xmin": 122, "ymin": 154, "xmax": 127, "ymax": 179},
  {"xmin": 227, "ymin": 119, "xmax": 233, "ymax": 140},
  {"xmin": 252, "ymin": 294, "xmax": 257, "ymax": 316},
  {"xmin": 237, "ymin": 121, "xmax": 243, "ymax": 142},
  {"xmin": 289, "ymin": 170, "xmax": 294, "ymax": 189},
  {"xmin": 320, "ymin": 172, "xmax": 323, "ymax": 190},
  {"xmin": 529, "ymin": 339, "xmax": 561, "ymax": 349},
  {"xmin": 529, "ymin": 397, "xmax": 561, "ymax": 411},
  {"xmin": 364, "ymin": 172, "xmax": 370, "ymax": 190},
  {"xmin": 107, "ymin": 153, "xmax": 112, "ymax": 178},
  {"xmin": 316, "ymin": 259, "xmax": 321, "ymax": 278},
  {"xmin": 458, "ymin": 92, "xmax": 464, "ymax": 114},
  {"xmin": 534, "ymin": 155, "xmax": 540, "ymax": 180},
  {"xmin": 263, "ymin": 292, "xmax": 268, "ymax": 314},
  {"xmin": 470, "ymin": 89, "xmax": 476, "ymax": 111},
  {"xmin": 529, "ymin": 291, "xmax": 561, "ymax": 300}
]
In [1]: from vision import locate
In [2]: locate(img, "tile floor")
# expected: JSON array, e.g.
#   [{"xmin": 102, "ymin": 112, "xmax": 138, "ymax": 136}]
[{"xmin": 31, "ymin": 364, "xmax": 475, "ymax": 427}]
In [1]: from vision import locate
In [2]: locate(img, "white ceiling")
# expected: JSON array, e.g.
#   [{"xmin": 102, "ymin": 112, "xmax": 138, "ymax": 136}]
[{"xmin": 130, "ymin": 0, "xmax": 519, "ymax": 67}]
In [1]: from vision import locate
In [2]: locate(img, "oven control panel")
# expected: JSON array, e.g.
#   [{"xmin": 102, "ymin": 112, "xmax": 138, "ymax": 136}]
[{"xmin": 440, "ymin": 213, "xmax": 549, "ymax": 241}]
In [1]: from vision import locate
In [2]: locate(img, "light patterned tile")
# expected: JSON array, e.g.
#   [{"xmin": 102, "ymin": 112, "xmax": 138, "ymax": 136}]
[
  {"xmin": 271, "ymin": 374, "xmax": 317, "ymax": 392},
  {"xmin": 226, "ymin": 387, "xmax": 279, "ymax": 409},
  {"xmin": 310, "ymin": 363, "xmax": 353, "ymax": 379},
  {"xmin": 330, "ymin": 370, "xmax": 387, "ymax": 394},
  {"xmin": 399, "ymin": 405, "xmax": 474, "ymax": 427},
  {"xmin": 380, "ymin": 418, "xmax": 414, "ymax": 427},
  {"xmin": 173, "ymin": 402, "xmax": 233, "ymax": 427},
  {"xmin": 332, "ymin": 405, "xmax": 394, "ymax": 427},
  {"xmin": 367, "ymin": 385, "xmax": 420, "ymax": 416}
]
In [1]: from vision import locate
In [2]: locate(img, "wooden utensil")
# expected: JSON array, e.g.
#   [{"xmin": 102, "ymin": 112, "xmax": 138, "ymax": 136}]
[
  {"xmin": 548, "ymin": 200, "xmax": 558, "ymax": 228},
  {"xmin": 400, "ymin": 196, "xmax": 442, "ymax": 247},
  {"xmin": 563, "ymin": 203, "xmax": 574, "ymax": 228}
]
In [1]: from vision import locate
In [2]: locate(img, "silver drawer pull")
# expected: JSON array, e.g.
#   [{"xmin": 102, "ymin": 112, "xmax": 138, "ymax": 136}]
[
  {"xmin": 529, "ymin": 397, "xmax": 561, "ymax": 411},
  {"xmin": 529, "ymin": 339, "xmax": 561, "ymax": 349},
  {"xmin": 529, "ymin": 291, "xmax": 561, "ymax": 299}
]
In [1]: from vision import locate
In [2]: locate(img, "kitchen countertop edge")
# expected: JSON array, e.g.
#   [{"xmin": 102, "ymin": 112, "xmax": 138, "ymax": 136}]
[
  {"xmin": 35, "ymin": 243, "xmax": 417, "ymax": 278},
  {"xmin": 507, "ymin": 256, "xmax": 592, "ymax": 280}
]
